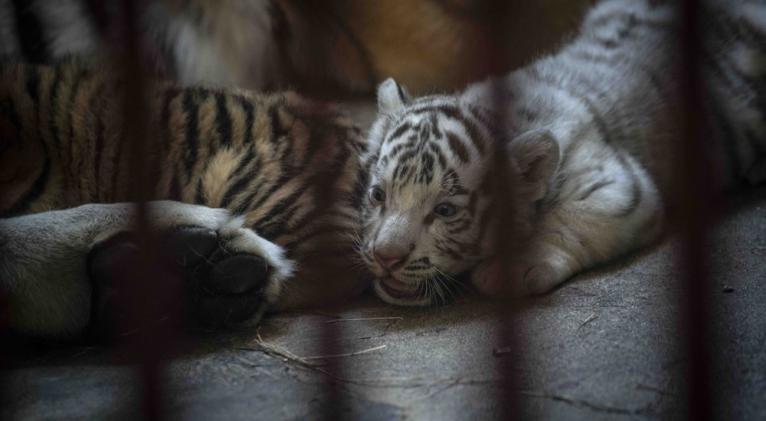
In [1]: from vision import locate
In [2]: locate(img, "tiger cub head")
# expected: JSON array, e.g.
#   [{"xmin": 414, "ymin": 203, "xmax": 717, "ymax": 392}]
[{"xmin": 358, "ymin": 78, "xmax": 560, "ymax": 306}]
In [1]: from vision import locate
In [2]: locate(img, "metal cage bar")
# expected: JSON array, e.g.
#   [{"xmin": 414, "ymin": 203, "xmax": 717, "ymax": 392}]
[
  {"xmin": 109, "ymin": 0, "xmax": 183, "ymax": 419},
  {"xmin": 676, "ymin": 0, "xmax": 718, "ymax": 419}
]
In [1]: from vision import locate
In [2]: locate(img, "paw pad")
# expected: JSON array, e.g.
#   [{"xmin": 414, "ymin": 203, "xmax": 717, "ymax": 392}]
[{"xmin": 87, "ymin": 225, "xmax": 276, "ymax": 337}]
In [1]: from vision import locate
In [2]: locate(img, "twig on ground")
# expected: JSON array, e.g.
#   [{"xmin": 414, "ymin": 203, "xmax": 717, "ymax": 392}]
[
  {"xmin": 521, "ymin": 391, "xmax": 651, "ymax": 415},
  {"xmin": 577, "ymin": 314, "xmax": 598, "ymax": 331},
  {"xmin": 325, "ymin": 317, "xmax": 403, "ymax": 324},
  {"xmin": 303, "ymin": 344, "xmax": 387, "ymax": 360},
  {"xmin": 637, "ymin": 383, "xmax": 676, "ymax": 397},
  {"xmin": 243, "ymin": 331, "xmax": 320, "ymax": 367}
]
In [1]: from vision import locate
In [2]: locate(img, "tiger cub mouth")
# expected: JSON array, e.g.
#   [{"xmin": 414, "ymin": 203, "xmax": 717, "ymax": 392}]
[{"xmin": 377, "ymin": 277, "xmax": 420, "ymax": 300}]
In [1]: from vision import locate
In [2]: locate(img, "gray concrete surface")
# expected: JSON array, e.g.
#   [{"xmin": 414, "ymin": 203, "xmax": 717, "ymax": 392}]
[{"xmin": 3, "ymin": 188, "xmax": 765, "ymax": 420}]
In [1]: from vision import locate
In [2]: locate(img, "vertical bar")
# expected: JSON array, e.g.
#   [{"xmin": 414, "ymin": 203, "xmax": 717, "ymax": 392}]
[
  {"xmin": 675, "ymin": 1, "xmax": 717, "ymax": 419},
  {"xmin": 0, "ymin": 279, "xmax": 9, "ymax": 421},
  {"xmin": 319, "ymin": 312, "xmax": 344, "ymax": 420},
  {"xmin": 317, "ymin": 171, "xmax": 346, "ymax": 420},
  {"xmin": 481, "ymin": 1, "xmax": 522, "ymax": 419},
  {"xmin": 105, "ymin": 0, "xmax": 183, "ymax": 419}
]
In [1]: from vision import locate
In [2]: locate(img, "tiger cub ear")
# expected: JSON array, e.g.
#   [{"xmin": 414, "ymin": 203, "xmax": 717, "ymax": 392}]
[
  {"xmin": 377, "ymin": 78, "xmax": 411, "ymax": 114},
  {"xmin": 507, "ymin": 129, "xmax": 560, "ymax": 198}
]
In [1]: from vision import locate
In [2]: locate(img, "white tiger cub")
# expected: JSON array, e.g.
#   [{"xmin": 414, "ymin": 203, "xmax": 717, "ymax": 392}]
[{"xmin": 358, "ymin": 0, "xmax": 766, "ymax": 305}]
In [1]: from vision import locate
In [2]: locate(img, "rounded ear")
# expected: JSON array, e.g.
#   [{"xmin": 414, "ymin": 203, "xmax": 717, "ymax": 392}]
[
  {"xmin": 507, "ymin": 129, "xmax": 560, "ymax": 194},
  {"xmin": 377, "ymin": 78, "xmax": 410, "ymax": 114}
]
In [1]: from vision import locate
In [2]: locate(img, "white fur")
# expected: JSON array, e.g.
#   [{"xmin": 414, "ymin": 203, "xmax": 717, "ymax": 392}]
[
  {"xmin": 31, "ymin": 0, "xmax": 99, "ymax": 58},
  {"xmin": 0, "ymin": 0, "xmax": 20, "ymax": 57},
  {"xmin": 363, "ymin": 0, "xmax": 681, "ymax": 303},
  {"xmin": 143, "ymin": 0, "xmax": 274, "ymax": 88},
  {"xmin": 0, "ymin": 201, "xmax": 293, "ymax": 338}
]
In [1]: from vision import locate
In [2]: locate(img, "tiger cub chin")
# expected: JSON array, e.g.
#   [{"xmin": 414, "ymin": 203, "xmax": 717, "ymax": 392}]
[{"xmin": 358, "ymin": 0, "xmax": 766, "ymax": 306}]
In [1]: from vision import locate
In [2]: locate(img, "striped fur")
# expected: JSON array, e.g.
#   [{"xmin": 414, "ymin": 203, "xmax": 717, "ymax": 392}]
[
  {"xmin": 362, "ymin": 0, "xmax": 766, "ymax": 306},
  {"xmin": 0, "ymin": 61, "xmax": 369, "ymax": 320},
  {"xmin": 0, "ymin": 0, "xmax": 569, "ymax": 94}
]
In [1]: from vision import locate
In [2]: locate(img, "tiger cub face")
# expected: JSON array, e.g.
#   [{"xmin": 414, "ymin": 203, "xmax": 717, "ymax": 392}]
[{"xmin": 359, "ymin": 79, "xmax": 561, "ymax": 306}]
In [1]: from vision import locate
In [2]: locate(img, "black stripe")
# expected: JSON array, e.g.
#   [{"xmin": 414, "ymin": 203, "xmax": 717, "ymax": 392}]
[
  {"xmin": 215, "ymin": 93, "xmax": 233, "ymax": 146},
  {"xmin": 283, "ymin": 224, "xmax": 343, "ymax": 253},
  {"xmin": 704, "ymin": 52, "xmax": 748, "ymax": 104},
  {"xmin": 445, "ymin": 131, "xmax": 469, "ymax": 163},
  {"xmin": 159, "ymin": 88, "xmax": 179, "ymax": 160},
  {"xmin": 712, "ymin": 9, "xmax": 766, "ymax": 51},
  {"xmin": 110, "ymin": 131, "xmax": 126, "ymax": 196},
  {"xmin": 446, "ymin": 217, "xmax": 471, "ymax": 235},
  {"xmin": 587, "ymin": 8, "xmax": 671, "ymax": 37},
  {"xmin": 385, "ymin": 121, "xmax": 412, "ymax": 144},
  {"xmin": 81, "ymin": 80, "xmax": 104, "ymax": 200},
  {"xmin": 48, "ymin": 66, "xmax": 63, "ymax": 148},
  {"xmin": 67, "ymin": 70, "xmax": 85, "ymax": 160},
  {"xmin": 432, "ymin": 105, "xmax": 487, "ymax": 154},
  {"xmin": 1, "ymin": 98, "xmax": 23, "ymax": 144},
  {"xmin": 11, "ymin": 0, "xmax": 48, "ymax": 62},
  {"xmin": 526, "ymin": 67, "xmax": 615, "ymax": 145},
  {"xmin": 194, "ymin": 178, "xmax": 205, "ymax": 204},
  {"xmin": 168, "ymin": 172, "xmax": 182, "ymax": 201},
  {"xmin": 570, "ymin": 70, "xmax": 631, "ymax": 144},
  {"xmin": 417, "ymin": 152, "xmax": 435, "ymax": 184},
  {"xmin": 566, "ymin": 47, "xmax": 671, "ymax": 104},
  {"xmin": 221, "ymin": 154, "xmax": 260, "ymax": 209},
  {"xmin": 428, "ymin": 112, "xmax": 442, "ymax": 137},
  {"xmin": 706, "ymin": 45, "xmax": 766, "ymax": 119},
  {"xmin": 435, "ymin": 242, "xmax": 462, "ymax": 261},
  {"xmin": 350, "ymin": 169, "xmax": 370, "ymax": 210},
  {"xmin": 239, "ymin": 96, "xmax": 254, "ymax": 144},
  {"xmin": 426, "ymin": 142, "xmax": 448, "ymax": 169},
  {"xmin": 234, "ymin": 174, "xmax": 283, "ymax": 215},
  {"xmin": 577, "ymin": 179, "xmax": 616, "ymax": 202},
  {"xmin": 182, "ymin": 90, "xmax": 200, "ymax": 177},
  {"xmin": 1, "ymin": 151, "xmax": 50, "ymax": 218},
  {"xmin": 268, "ymin": 104, "xmax": 287, "ymax": 144},
  {"xmin": 252, "ymin": 183, "xmax": 307, "ymax": 237},
  {"xmin": 435, "ymin": 145, "xmax": 447, "ymax": 170},
  {"xmin": 94, "ymin": 109, "xmax": 105, "ymax": 200},
  {"xmin": 25, "ymin": 66, "xmax": 40, "ymax": 105}
]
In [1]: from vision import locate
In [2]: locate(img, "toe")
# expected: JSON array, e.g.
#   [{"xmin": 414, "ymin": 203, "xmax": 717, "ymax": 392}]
[
  {"xmin": 163, "ymin": 226, "xmax": 219, "ymax": 268},
  {"xmin": 206, "ymin": 254, "xmax": 271, "ymax": 295},
  {"xmin": 88, "ymin": 237, "xmax": 140, "ymax": 285},
  {"xmin": 524, "ymin": 264, "xmax": 559, "ymax": 295},
  {"xmin": 87, "ymin": 234, "xmax": 141, "ymax": 339},
  {"xmin": 190, "ymin": 254, "xmax": 272, "ymax": 327}
]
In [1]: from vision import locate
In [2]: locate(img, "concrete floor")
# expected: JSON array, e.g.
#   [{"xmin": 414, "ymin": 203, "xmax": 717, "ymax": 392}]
[{"xmin": 3, "ymin": 188, "xmax": 765, "ymax": 420}]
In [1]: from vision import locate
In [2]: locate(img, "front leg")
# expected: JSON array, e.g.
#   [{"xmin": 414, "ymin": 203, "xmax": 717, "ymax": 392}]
[
  {"xmin": 472, "ymin": 153, "xmax": 664, "ymax": 297},
  {"xmin": 0, "ymin": 201, "xmax": 293, "ymax": 339}
]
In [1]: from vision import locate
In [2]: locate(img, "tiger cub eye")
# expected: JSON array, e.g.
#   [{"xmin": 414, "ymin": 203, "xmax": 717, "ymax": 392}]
[
  {"xmin": 433, "ymin": 203, "xmax": 457, "ymax": 218},
  {"xmin": 369, "ymin": 186, "xmax": 386, "ymax": 204}
]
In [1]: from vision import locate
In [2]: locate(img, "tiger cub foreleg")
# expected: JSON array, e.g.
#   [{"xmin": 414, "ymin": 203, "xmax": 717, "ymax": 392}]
[
  {"xmin": 0, "ymin": 201, "xmax": 293, "ymax": 339},
  {"xmin": 472, "ymin": 133, "xmax": 664, "ymax": 297}
]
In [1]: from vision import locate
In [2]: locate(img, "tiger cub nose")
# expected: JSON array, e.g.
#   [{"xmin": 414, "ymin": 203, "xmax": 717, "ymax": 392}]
[{"xmin": 374, "ymin": 249, "xmax": 410, "ymax": 270}]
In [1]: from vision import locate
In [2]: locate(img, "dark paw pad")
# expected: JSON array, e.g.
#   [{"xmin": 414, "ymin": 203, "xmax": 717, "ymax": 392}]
[
  {"xmin": 87, "ymin": 226, "xmax": 273, "ymax": 337},
  {"xmin": 162, "ymin": 226, "xmax": 218, "ymax": 268},
  {"xmin": 191, "ymin": 254, "xmax": 271, "ymax": 327}
]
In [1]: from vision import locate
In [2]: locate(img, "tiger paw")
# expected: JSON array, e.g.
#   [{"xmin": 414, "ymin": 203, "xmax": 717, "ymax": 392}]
[
  {"xmin": 470, "ymin": 259, "xmax": 530, "ymax": 298},
  {"xmin": 87, "ymin": 212, "xmax": 293, "ymax": 337},
  {"xmin": 470, "ymin": 258, "xmax": 567, "ymax": 298}
]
